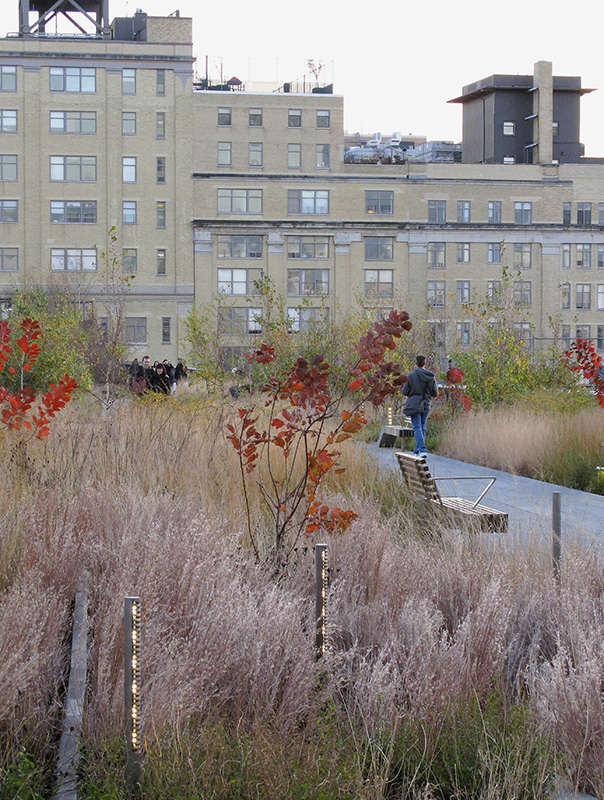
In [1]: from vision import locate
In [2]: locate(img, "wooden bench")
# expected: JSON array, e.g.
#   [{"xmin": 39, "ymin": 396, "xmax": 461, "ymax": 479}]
[
  {"xmin": 378, "ymin": 416, "xmax": 414, "ymax": 448},
  {"xmin": 395, "ymin": 451, "xmax": 508, "ymax": 533}
]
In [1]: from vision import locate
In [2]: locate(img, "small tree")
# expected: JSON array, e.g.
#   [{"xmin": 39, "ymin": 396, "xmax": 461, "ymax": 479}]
[
  {"xmin": 565, "ymin": 338, "xmax": 604, "ymax": 407},
  {"xmin": 225, "ymin": 310, "xmax": 412, "ymax": 566}
]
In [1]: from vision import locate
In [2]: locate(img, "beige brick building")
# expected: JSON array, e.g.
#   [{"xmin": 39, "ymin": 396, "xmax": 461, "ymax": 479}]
[{"xmin": 1, "ymin": 9, "xmax": 604, "ymax": 361}]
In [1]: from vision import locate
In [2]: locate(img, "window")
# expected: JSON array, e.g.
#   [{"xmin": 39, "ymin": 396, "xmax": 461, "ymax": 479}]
[
  {"xmin": 457, "ymin": 200, "xmax": 471, "ymax": 223},
  {"xmin": 503, "ymin": 156, "xmax": 516, "ymax": 164},
  {"xmin": 248, "ymin": 142, "xmax": 263, "ymax": 167},
  {"xmin": 576, "ymin": 244, "xmax": 591, "ymax": 268},
  {"xmin": 217, "ymin": 107, "xmax": 231, "ymax": 126},
  {"xmin": 288, "ymin": 108, "xmax": 301, "ymax": 127},
  {"xmin": 513, "ymin": 243, "xmax": 531, "ymax": 269},
  {"xmin": 563, "ymin": 202, "xmax": 571, "ymax": 225},
  {"xmin": 122, "ymin": 68, "xmax": 136, "ymax": 95},
  {"xmin": 427, "ymin": 200, "xmax": 446, "ymax": 223},
  {"xmin": 365, "ymin": 269, "xmax": 393, "ymax": 297},
  {"xmin": 0, "ymin": 154, "xmax": 17, "ymax": 181},
  {"xmin": 217, "ymin": 142, "xmax": 232, "ymax": 166},
  {"xmin": 598, "ymin": 284, "xmax": 604, "ymax": 310},
  {"xmin": 456, "ymin": 322, "xmax": 470, "ymax": 345},
  {"xmin": 50, "ymin": 200, "xmax": 96, "ymax": 224},
  {"xmin": 248, "ymin": 108, "xmax": 262, "ymax": 126},
  {"xmin": 561, "ymin": 282, "xmax": 570, "ymax": 309},
  {"xmin": 218, "ymin": 268, "xmax": 262, "ymax": 295},
  {"xmin": 217, "ymin": 235, "xmax": 263, "ymax": 259},
  {"xmin": 50, "ymin": 110, "xmax": 96, "ymax": 134},
  {"xmin": 156, "ymin": 69, "xmax": 166, "ymax": 96},
  {"xmin": 427, "ymin": 280, "xmax": 445, "ymax": 307},
  {"xmin": 218, "ymin": 307, "xmax": 262, "ymax": 335},
  {"xmin": 576, "ymin": 284, "xmax": 591, "ymax": 309},
  {"xmin": 561, "ymin": 324, "xmax": 571, "ymax": 349},
  {"xmin": 488, "ymin": 242, "xmax": 502, "ymax": 264},
  {"xmin": 156, "ymin": 157, "xmax": 166, "ymax": 184},
  {"xmin": 287, "ymin": 236, "xmax": 328, "ymax": 259},
  {"xmin": 156, "ymin": 249, "xmax": 167, "ymax": 275},
  {"xmin": 0, "ymin": 200, "xmax": 17, "ymax": 223},
  {"xmin": 316, "ymin": 109, "xmax": 330, "ymax": 128},
  {"xmin": 218, "ymin": 188, "xmax": 262, "ymax": 214},
  {"xmin": 427, "ymin": 321, "xmax": 446, "ymax": 347},
  {"xmin": 287, "ymin": 268, "xmax": 329, "ymax": 296},
  {"xmin": 316, "ymin": 144, "xmax": 330, "ymax": 168},
  {"xmin": 487, "ymin": 280, "xmax": 502, "ymax": 305},
  {"xmin": 161, "ymin": 317, "xmax": 171, "ymax": 344},
  {"xmin": 577, "ymin": 203, "xmax": 592, "ymax": 225},
  {"xmin": 50, "ymin": 155, "xmax": 95, "ymax": 182},
  {"xmin": 562, "ymin": 243, "xmax": 571, "ymax": 269},
  {"xmin": 49, "ymin": 67, "xmax": 95, "ymax": 93},
  {"xmin": 514, "ymin": 202, "xmax": 532, "ymax": 224},
  {"xmin": 122, "ymin": 157, "xmax": 136, "ymax": 183},
  {"xmin": 0, "ymin": 66, "xmax": 16, "ymax": 92},
  {"xmin": 122, "ymin": 201, "xmax": 137, "ymax": 225},
  {"xmin": 122, "ymin": 112, "xmax": 136, "ymax": 135},
  {"xmin": 156, "ymin": 201, "xmax": 166, "ymax": 229},
  {"xmin": 287, "ymin": 189, "xmax": 328, "ymax": 215},
  {"xmin": 50, "ymin": 248, "xmax": 96, "ymax": 271},
  {"xmin": 597, "ymin": 325, "xmax": 604, "ymax": 351},
  {"xmin": 365, "ymin": 237, "xmax": 393, "ymax": 261},
  {"xmin": 287, "ymin": 143, "xmax": 301, "ymax": 168},
  {"xmin": 456, "ymin": 280, "xmax": 470, "ymax": 305},
  {"xmin": 488, "ymin": 201, "xmax": 501, "ymax": 224},
  {"xmin": 513, "ymin": 323, "xmax": 532, "ymax": 345},
  {"xmin": 513, "ymin": 280, "xmax": 532, "ymax": 307},
  {"xmin": 576, "ymin": 325, "xmax": 591, "ymax": 342},
  {"xmin": 599, "ymin": 203, "xmax": 604, "ymax": 226},
  {"xmin": 427, "ymin": 242, "xmax": 446, "ymax": 268},
  {"xmin": 457, "ymin": 243, "xmax": 470, "ymax": 263},
  {"xmin": 124, "ymin": 317, "xmax": 147, "ymax": 344},
  {"xmin": 287, "ymin": 307, "xmax": 327, "ymax": 333},
  {"xmin": 598, "ymin": 245, "xmax": 604, "ymax": 269},
  {"xmin": 122, "ymin": 248, "xmax": 137, "ymax": 275},
  {"xmin": 503, "ymin": 121, "xmax": 515, "ymax": 136},
  {"xmin": 156, "ymin": 112, "xmax": 166, "ymax": 139},
  {"xmin": 0, "ymin": 247, "xmax": 18, "ymax": 271},
  {"xmin": 365, "ymin": 190, "xmax": 393, "ymax": 215},
  {"xmin": 0, "ymin": 110, "xmax": 16, "ymax": 133}
]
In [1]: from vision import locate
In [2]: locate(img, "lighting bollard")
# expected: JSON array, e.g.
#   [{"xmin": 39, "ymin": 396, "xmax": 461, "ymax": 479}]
[
  {"xmin": 386, "ymin": 406, "xmax": 393, "ymax": 426},
  {"xmin": 124, "ymin": 597, "xmax": 141, "ymax": 793}
]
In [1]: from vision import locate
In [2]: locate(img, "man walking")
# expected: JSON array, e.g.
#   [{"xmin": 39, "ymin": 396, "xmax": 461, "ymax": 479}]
[{"xmin": 403, "ymin": 355, "xmax": 438, "ymax": 457}]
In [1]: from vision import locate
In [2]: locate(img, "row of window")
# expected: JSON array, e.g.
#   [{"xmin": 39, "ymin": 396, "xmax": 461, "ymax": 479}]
[
  {"xmin": 0, "ymin": 65, "xmax": 167, "ymax": 96},
  {"xmin": 0, "ymin": 247, "xmax": 168, "ymax": 275},
  {"xmin": 216, "ymin": 106, "xmax": 330, "ymax": 129},
  {"xmin": 0, "ymin": 199, "xmax": 168, "ymax": 228},
  {"xmin": 217, "ymin": 141, "xmax": 330, "ymax": 169},
  {"xmin": 118, "ymin": 316, "xmax": 171, "ymax": 345},
  {"xmin": 560, "ymin": 283, "xmax": 604, "ymax": 310},
  {"xmin": 0, "ymin": 109, "xmax": 167, "ymax": 139},
  {"xmin": 0, "ymin": 155, "xmax": 168, "ymax": 184}
]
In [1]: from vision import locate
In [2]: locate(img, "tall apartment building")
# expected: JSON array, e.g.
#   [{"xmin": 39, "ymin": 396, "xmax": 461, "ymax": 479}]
[{"xmin": 1, "ymin": 3, "xmax": 604, "ymax": 362}]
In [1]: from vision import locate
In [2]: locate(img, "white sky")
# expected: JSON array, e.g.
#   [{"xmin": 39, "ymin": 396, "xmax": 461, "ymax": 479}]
[{"xmin": 2, "ymin": 0, "xmax": 604, "ymax": 155}]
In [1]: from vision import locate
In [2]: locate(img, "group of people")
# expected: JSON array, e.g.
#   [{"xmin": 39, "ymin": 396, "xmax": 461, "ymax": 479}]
[{"xmin": 129, "ymin": 355, "xmax": 188, "ymax": 396}]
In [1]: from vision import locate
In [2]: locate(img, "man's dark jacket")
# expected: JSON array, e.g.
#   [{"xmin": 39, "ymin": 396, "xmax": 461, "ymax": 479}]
[{"xmin": 402, "ymin": 367, "xmax": 438, "ymax": 415}]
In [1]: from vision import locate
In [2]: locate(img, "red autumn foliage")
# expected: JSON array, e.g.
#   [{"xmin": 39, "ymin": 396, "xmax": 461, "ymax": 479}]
[
  {"xmin": 446, "ymin": 366, "xmax": 464, "ymax": 384},
  {"xmin": 565, "ymin": 338, "xmax": 604, "ymax": 407},
  {"xmin": 225, "ymin": 310, "xmax": 413, "ymax": 562},
  {"xmin": 0, "ymin": 318, "xmax": 77, "ymax": 439}
]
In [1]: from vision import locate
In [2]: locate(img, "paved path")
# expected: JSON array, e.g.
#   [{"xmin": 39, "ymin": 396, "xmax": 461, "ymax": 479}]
[{"xmin": 368, "ymin": 444, "xmax": 604, "ymax": 549}]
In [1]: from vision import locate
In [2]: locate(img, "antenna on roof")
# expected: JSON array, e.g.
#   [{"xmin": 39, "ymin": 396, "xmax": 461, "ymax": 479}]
[{"xmin": 307, "ymin": 59, "xmax": 324, "ymax": 86}]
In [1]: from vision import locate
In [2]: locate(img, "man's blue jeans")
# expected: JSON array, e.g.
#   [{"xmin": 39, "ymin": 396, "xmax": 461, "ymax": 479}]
[{"xmin": 410, "ymin": 409, "xmax": 429, "ymax": 454}]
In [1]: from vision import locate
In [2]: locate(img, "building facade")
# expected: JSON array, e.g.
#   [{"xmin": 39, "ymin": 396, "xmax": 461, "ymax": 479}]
[{"xmin": 1, "ymin": 8, "xmax": 604, "ymax": 362}]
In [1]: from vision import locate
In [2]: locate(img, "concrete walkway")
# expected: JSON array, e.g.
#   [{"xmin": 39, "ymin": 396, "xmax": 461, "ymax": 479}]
[{"xmin": 368, "ymin": 444, "xmax": 604, "ymax": 549}]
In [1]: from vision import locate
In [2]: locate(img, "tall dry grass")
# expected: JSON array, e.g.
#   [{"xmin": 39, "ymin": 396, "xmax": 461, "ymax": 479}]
[{"xmin": 0, "ymin": 394, "xmax": 602, "ymax": 796}]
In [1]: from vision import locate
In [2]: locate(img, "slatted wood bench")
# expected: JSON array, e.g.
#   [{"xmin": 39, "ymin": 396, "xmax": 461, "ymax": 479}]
[
  {"xmin": 378, "ymin": 416, "xmax": 414, "ymax": 448},
  {"xmin": 395, "ymin": 451, "xmax": 508, "ymax": 533}
]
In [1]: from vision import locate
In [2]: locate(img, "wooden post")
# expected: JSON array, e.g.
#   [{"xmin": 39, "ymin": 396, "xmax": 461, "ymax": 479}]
[
  {"xmin": 314, "ymin": 544, "xmax": 329, "ymax": 660},
  {"xmin": 124, "ymin": 597, "xmax": 141, "ymax": 794},
  {"xmin": 552, "ymin": 492, "xmax": 561, "ymax": 583}
]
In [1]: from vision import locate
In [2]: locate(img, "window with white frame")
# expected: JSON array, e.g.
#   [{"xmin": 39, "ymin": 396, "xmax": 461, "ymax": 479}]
[
  {"xmin": 364, "ymin": 269, "xmax": 393, "ymax": 297},
  {"xmin": 316, "ymin": 110, "xmax": 330, "ymax": 128},
  {"xmin": 562, "ymin": 243, "xmax": 571, "ymax": 269},
  {"xmin": 287, "ymin": 307, "xmax": 327, "ymax": 332},
  {"xmin": 50, "ymin": 248, "xmax": 96, "ymax": 271},
  {"xmin": 162, "ymin": 317, "xmax": 171, "ymax": 344},
  {"xmin": 218, "ymin": 306, "xmax": 262, "ymax": 334},
  {"xmin": 0, "ymin": 154, "xmax": 17, "ymax": 180},
  {"xmin": 563, "ymin": 203, "xmax": 571, "ymax": 225},
  {"xmin": 122, "ymin": 156, "xmax": 136, "ymax": 183},
  {"xmin": 365, "ymin": 190, "xmax": 393, "ymax": 215},
  {"xmin": 365, "ymin": 237, "xmax": 393, "ymax": 261},
  {"xmin": 287, "ymin": 143, "xmax": 301, "ymax": 168},
  {"xmin": 156, "ymin": 249, "xmax": 167, "ymax": 275},
  {"xmin": 50, "ymin": 67, "xmax": 95, "ymax": 93},
  {"xmin": 248, "ymin": 108, "xmax": 262, "ymax": 126},
  {"xmin": 597, "ymin": 325, "xmax": 604, "ymax": 350},
  {"xmin": 427, "ymin": 280, "xmax": 445, "ymax": 307},
  {"xmin": 122, "ymin": 200, "xmax": 137, "ymax": 225},
  {"xmin": 513, "ymin": 322, "xmax": 532, "ymax": 345},
  {"xmin": 561, "ymin": 324, "xmax": 571, "ymax": 348},
  {"xmin": 577, "ymin": 202, "xmax": 592, "ymax": 225},
  {"xmin": 156, "ymin": 156, "xmax": 166, "ymax": 184},
  {"xmin": 124, "ymin": 317, "xmax": 147, "ymax": 344},
  {"xmin": 218, "ymin": 188, "xmax": 262, "ymax": 214},
  {"xmin": 576, "ymin": 283, "xmax": 591, "ymax": 309},
  {"xmin": 50, "ymin": 110, "xmax": 96, "ymax": 134},
  {"xmin": 287, "ymin": 236, "xmax": 328, "ymax": 259},
  {"xmin": 248, "ymin": 142, "xmax": 263, "ymax": 167},
  {"xmin": 514, "ymin": 202, "xmax": 532, "ymax": 224},
  {"xmin": 0, "ymin": 66, "xmax": 16, "ymax": 92},
  {"xmin": 488, "ymin": 242, "xmax": 502, "ymax": 263},
  {"xmin": 456, "ymin": 321, "xmax": 470, "ymax": 345},
  {"xmin": 50, "ymin": 200, "xmax": 96, "ymax": 224},
  {"xmin": 487, "ymin": 280, "xmax": 502, "ymax": 305},
  {"xmin": 50, "ymin": 155, "xmax": 95, "ymax": 182},
  {"xmin": 561, "ymin": 282, "xmax": 570, "ymax": 309},
  {"xmin": 576, "ymin": 325, "xmax": 591, "ymax": 342},
  {"xmin": 576, "ymin": 244, "xmax": 591, "ymax": 268},
  {"xmin": 217, "ymin": 141, "xmax": 232, "ymax": 166},
  {"xmin": 217, "ymin": 235, "xmax": 263, "ymax": 259},
  {"xmin": 456, "ymin": 280, "xmax": 470, "ymax": 305},
  {"xmin": 217, "ymin": 107, "xmax": 231, "ymax": 126},
  {"xmin": 457, "ymin": 200, "xmax": 471, "ymax": 223},
  {"xmin": 156, "ymin": 201, "xmax": 166, "ymax": 229},
  {"xmin": 513, "ymin": 243, "xmax": 531, "ymax": 269},
  {"xmin": 0, "ymin": 247, "xmax": 18, "ymax": 271},
  {"xmin": 427, "ymin": 200, "xmax": 446, "ymax": 223},
  {"xmin": 513, "ymin": 280, "xmax": 532, "ymax": 307},
  {"xmin": 287, "ymin": 268, "xmax": 329, "ymax": 296},
  {"xmin": 599, "ymin": 203, "xmax": 604, "ymax": 226},
  {"xmin": 0, "ymin": 200, "xmax": 17, "ymax": 223},
  {"xmin": 598, "ymin": 284, "xmax": 604, "ymax": 310},
  {"xmin": 598, "ymin": 245, "xmax": 604, "ymax": 268},
  {"xmin": 122, "ymin": 68, "xmax": 136, "ymax": 95},
  {"xmin": 427, "ymin": 321, "xmax": 446, "ymax": 347},
  {"xmin": 156, "ymin": 69, "xmax": 166, "ymax": 96},
  {"xmin": 427, "ymin": 242, "xmax": 446, "ymax": 268},
  {"xmin": 287, "ymin": 189, "xmax": 328, "ymax": 214},
  {"xmin": 122, "ymin": 112, "xmax": 136, "ymax": 135},
  {"xmin": 122, "ymin": 248, "xmax": 137, "ymax": 275},
  {"xmin": 288, "ymin": 108, "xmax": 302, "ymax": 127},
  {"xmin": 0, "ymin": 110, "xmax": 16, "ymax": 133},
  {"xmin": 488, "ymin": 200, "xmax": 502, "ymax": 224},
  {"xmin": 457, "ymin": 243, "xmax": 470, "ymax": 263},
  {"xmin": 156, "ymin": 112, "xmax": 166, "ymax": 139},
  {"xmin": 316, "ymin": 144, "xmax": 330, "ymax": 168},
  {"xmin": 218, "ymin": 268, "xmax": 262, "ymax": 295}
]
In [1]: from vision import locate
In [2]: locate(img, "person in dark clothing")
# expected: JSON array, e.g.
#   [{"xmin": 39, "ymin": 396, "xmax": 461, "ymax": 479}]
[
  {"xmin": 402, "ymin": 355, "xmax": 438, "ymax": 457},
  {"xmin": 163, "ymin": 360, "xmax": 176, "ymax": 393},
  {"xmin": 174, "ymin": 360, "xmax": 188, "ymax": 384},
  {"xmin": 151, "ymin": 363, "xmax": 171, "ymax": 395}
]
